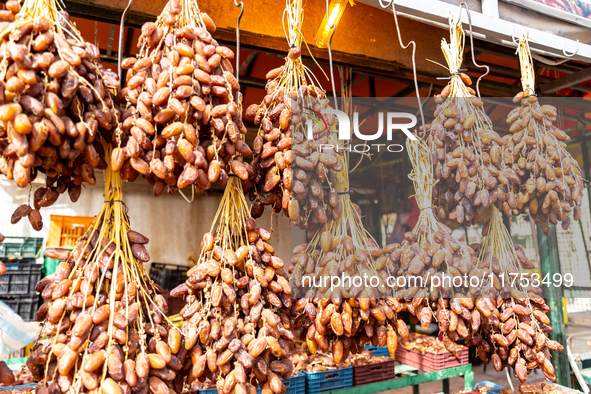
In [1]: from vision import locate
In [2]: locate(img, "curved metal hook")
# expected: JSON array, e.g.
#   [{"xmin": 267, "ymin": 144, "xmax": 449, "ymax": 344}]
[
  {"xmin": 561, "ymin": 39, "xmax": 579, "ymax": 58},
  {"xmin": 458, "ymin": 2, "xmax": 489, "ymax": 99},
  {"xmin": 510, "ymin": 25, "xmax": 520, "ymax": 46},
  {"xmin": 118, "ymin": 0, "xmax": 134, "ymax": 84},
  {"xmin": 378, "ymin": 0, "xmax": 426, "ymax": 134}
]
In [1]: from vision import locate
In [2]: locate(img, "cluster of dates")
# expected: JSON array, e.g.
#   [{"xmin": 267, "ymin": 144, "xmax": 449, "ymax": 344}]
[
  {"xmin": 429, "ymin": 92, "xmax": 511, "ymax": 227},
  {"xmin": 245, "ymin": 52, "xmax": 342, "ymax": 232},
  {"xmin": 117, "ymin": 0, "xmax": 250, "ymax": 196},
  {"xmin": 503, "ymin": 93, "xmax": 584, "ymax": 234},
  {"xmin": 290, "ymin": 296, "xmax": 408, "ymax": 365},
  {"xmin": 171, "ymin": 179, "xmax": 293, "ymax": 394},
  {"xmin": 0, "ymin": 0, "xmax": 119, "ymax": 229},
  {"xmin": 28, "ymin": 227, "xmax": 182, "ymax": 394}
]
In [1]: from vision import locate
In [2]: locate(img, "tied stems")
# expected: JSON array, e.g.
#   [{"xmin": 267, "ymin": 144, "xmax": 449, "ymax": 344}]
[
  {"xmin": 517, "ymin": 33, "xmax": 535, "ymax": 96},
  {"xmin": 406, "ymin": 137, "xmax": 440, "ymax": 247}
]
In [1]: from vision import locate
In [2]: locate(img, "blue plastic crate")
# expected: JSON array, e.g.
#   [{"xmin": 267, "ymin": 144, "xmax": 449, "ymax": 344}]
[
  {"xmin": 196, "ymin": 388, "xmax": 217, "ymax": 394},
  {"xmin": 474, "ymin": 381, "xmax": 504, "ymax": 394},
  {"xmin": 0, "ymin": 384, "xmax": 37, "ymax": 391},
  {"xmin": 364, "ymin": 345, "xmax": 390, "ymax": 357},
  {"xmin": 256, "ymin": 374, "xmax": 305, "ymax": 394},
  {"xmin": 304, "ymin": 367, "xmax": 353, "ymax": 394}
]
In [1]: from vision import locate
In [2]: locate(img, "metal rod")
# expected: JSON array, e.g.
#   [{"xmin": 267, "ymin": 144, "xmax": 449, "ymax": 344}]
[
  {"xmin": 537, "ymin": 224, "xmax": 570, "ymax": 386},
  {"xmin": 459, "ymin": 3, "xmax": 489, "ymax": 98},
  {"xmin": 325, "ymin": 0, "xmax": 338, "ymax": 110},
  {"xmin": 232, "ymin": 0, "xmax": 244, "ymax": 89},
  {"xmin": 118, "ymin": 0, "xmax": 134, "ymax": 83}
]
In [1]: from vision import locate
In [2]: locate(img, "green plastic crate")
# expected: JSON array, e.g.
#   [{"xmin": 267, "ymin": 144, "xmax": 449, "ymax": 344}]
[
  {"xmin": 0, "ymin": 237, "xmax": 43, "ymax": 259},
  {"xmin": 42, "ymin": 248, "xmax": 72, "ymax": 277}
]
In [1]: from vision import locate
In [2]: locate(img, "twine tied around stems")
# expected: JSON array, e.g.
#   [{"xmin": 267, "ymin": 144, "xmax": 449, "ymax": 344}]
[
  {"xmin": 406, "ymin": 137, "xmax": 440, "ymax": 246},
  {"xmin": 441, "ymin": 14, "xmax": 464, "ymax": 76},
  {"xmin": 517, "ymin": 32, "xmax": 536, "ymax": 95}
]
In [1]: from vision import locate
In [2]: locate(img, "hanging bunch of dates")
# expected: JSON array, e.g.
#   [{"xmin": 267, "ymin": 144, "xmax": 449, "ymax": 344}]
[
  {"xmin": 116, "ymin": 0, "xmax": 251, "ymax": 196},
  {"xmin": 288, "ymin": 149, "xmax": 405, "ymax": 363},
  {"xmin": 170, "ymin": 177, "xmax": 294, "ymax": 394},
  {"xmin": 502, "ymin": 34, "xmax": 584, "ymax": 234},
  {"xmin": 0, "ymin": 0, "xmax": 119, "ymax": 229},
  {"xmin": 244, "ymin": 0, "xmax": 342, "ymax": 231},
  {"xmin": 27, "ymin": 166, "xmax": 184, "ymax": 394},
  {"xmin": 474, "ymin": 296, "xmax": 561, "ymax": 383},
  {"xmin": 427, "ymin": 17, "xmax": 516, "ymax": 227}
]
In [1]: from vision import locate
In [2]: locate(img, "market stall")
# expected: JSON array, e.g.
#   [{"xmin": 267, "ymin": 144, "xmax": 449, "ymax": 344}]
[{"xmin": 0, "ymin": 0, "xmax": 589, "ymax": 392}]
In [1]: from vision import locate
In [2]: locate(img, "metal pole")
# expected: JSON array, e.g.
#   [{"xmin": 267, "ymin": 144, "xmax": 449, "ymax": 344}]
[
  {"xmin": 581, "ymin": 140, "xmax": 591, "ymax": 218},
  {"xmin": 537, "ymin": 224, "xmax": 570, "ymax": 386}
]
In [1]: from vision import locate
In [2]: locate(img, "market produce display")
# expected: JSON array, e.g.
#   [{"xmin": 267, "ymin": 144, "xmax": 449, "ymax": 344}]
[
  {"xmin": 245, "ymin": 0, "xmax": 341, "ymax": 231},
  {"xmin": 428, "ymin": 16, "xmax": 509, "ymax": 227},
  {"xmin": 503, "ymin": 33, "xmax": 584, "ymax": 234},
  {"xmin": 0, "ymin": 387, "xmax": 35, "ymax": 394},
  {"xmin": 466, "ymin": 382, "xmax": 579, "ymax": 394},
  {"xmin": 170, "ymin": 176, "xmax": 293, "ymax": 394},
  {"xmin": 117, "ymin": 0, "xmax": 249, "ymax": 197},
  {"xmin": 399, "ymin": 333, "xmax": 467, "ymax": 355},
  {"xmin": 289, "ymin": 340, "xmax": 389, "ymax": 373},
  {"xmin": 0, "ymin": 0, "xmax": 119, "ymax": 230},
  {"xmin": 26, "ymin": 161, "xmax": 182, "ymax": 394}
]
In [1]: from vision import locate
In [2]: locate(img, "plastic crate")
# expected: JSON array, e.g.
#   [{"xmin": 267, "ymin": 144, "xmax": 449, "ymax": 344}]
[
  {"xmin": 196, "ymin": 388, "xmax": 217, "ymax": 394},
  {"xmin": 395, "ymin": 336, "xmax": 469, "ymax": 372},
  {"xmin": 4, "ymin": 357, "xmax": 27, "ymax": 371},
  {"xmin": 0, "ymin": 295, "xmax": 42, "ymax": 321},
  {"xmin": 47, "ymin": 215, "xmax": 93, "ymax": 248},
  {"xmin": 474, "ymin": 381, "xmax": 504, "ymax": 394},
  {"xmin": 0, "ymin": 238, "xmax": 43, "ymax": 259},
  {"xmin": 149, "ymin": 263, "xmax": 189, "ymax": 291},
  {"xmin": 353, "ymin": 359, "xmax": 395, "ymax": 386},
  {"xmin": 0, "ymin": 383, "xmax": 37, "ymax": 391},
  {"xmin": 255, "ymin": 374, "xmax": 305, "ymax": 394},
  {"xmin": 0, "ymin": 262, "xmax": 42, "ymax": 295},
  {"xmin": 364, "ymin": 345, "xmax": 390, "ymax": 358},
  {"xmin": 304, "ymin": 367, "xmax": 353, "ymax": 394}
]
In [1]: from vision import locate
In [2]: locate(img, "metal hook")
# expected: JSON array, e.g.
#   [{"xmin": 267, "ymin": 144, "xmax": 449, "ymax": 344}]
[
  {"xmin": 118, "ymin": 0, "xmax": 134, "ymax": 84},
  {"xmin": 379, "ymin": 0, "xmax": 426, "ymax": 134},
  {"xmin": 510, "ymin": 25, "xmax": 519, "ymax": 45},
  {"xmin": 561, "ymin": 39, "xmax": 579, "ymax": 58},
  {"xmin": 325, "ymin": 0, "xmax": 338, "ymax": 110},
  {"xmin": 232, "ymin": 0, "xmax": 244, "ymax": 105},
  {"xmin": 458, "ymin": 2, "xmax": 489, "ymax": 99}
]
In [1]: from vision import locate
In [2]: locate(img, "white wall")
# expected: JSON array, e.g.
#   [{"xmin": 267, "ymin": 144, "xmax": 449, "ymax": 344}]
[{"xmin": 0, "ymin": 177, "xmax": 293, "ymax": 268}]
